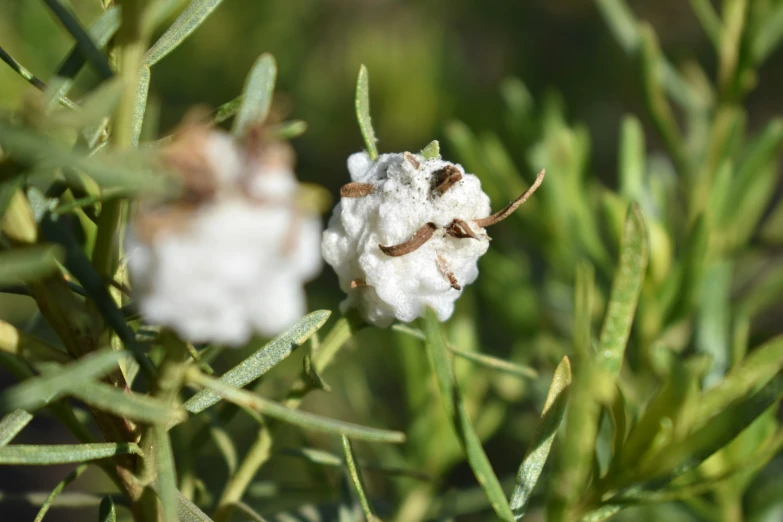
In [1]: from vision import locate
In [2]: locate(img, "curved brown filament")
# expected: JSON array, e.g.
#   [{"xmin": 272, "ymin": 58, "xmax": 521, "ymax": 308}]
[
  {"xmin": 379, "ymin": 222, "xmax": 437, "ymax": 257},
  {"xmin": 340, "ymin": 182, "xmax": 376, "ymax": 198},
  {"xmin": 446, "ymin": 218, "xmax": 479, "ymax": 239},
  {"xmin": 474, "ymin": 168, "xmax": 546, "ymax": 228}
]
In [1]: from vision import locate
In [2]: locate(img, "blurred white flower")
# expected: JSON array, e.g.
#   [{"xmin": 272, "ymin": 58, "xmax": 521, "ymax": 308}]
[
  {"xmin": 127, "ymin": 125, "xmax": 322, "ymax": 346},
  {"xmin": 322, "ymin": 150, "xmax": 544, "ymax": 327}
]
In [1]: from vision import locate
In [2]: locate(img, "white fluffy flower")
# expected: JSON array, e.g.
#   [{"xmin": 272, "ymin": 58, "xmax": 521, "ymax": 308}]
[
  {"xmin": 322, "ymin": 150, "xmax": 544, "ymax": 327},
  {"xmin": 127, "ymin": 126, "xmax": 322, "ymax": 346}
]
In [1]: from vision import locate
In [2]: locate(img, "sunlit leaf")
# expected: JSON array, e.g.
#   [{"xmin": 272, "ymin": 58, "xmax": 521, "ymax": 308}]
[
  {"xmin": 422, "ymin": 309, "xmax": 515, "ymax": 521},
  {"xmin": 70, "ymin": 380, "xmax": 186, "ymax": 424},
  {"xmin": 0, "ymin": 349, "xmax": 125, "ymax": 413},
  {"xmin": 144, "ymin": 0, "xmax": 225, "ymax": 67},
  {"xmin": 185, "ymin": 369, "xmax": 405, "ymax": 444},
  {"xmin": 184, "ymin": 310, "xmax": 330, "ymax": 414},
  {"xmin": 509, "ymin": 356, "xmax": 571, "ymax": 519},
  {"xmin": 155, "ymin": 425, "xmax": 178, "ymax": 522},
  {"xmin": 596, "ymin": 204, "xmax": 649, "ymax": 375},
  {"xmin": 419, "ymin": 140, "xmax": 440, "ymax": 159},
  {"xmin": 233, "ymin": 53, "xmax": 277, "ymax": 136},
  {"xmin": 0, "ymin": 409, "xmax": 33, "ymax": 446},
  {"xmin": 0, "ymin": 442, "xmax": 140, "ymax": 465},
  {"xmin": 33, "ymin": 463, "xmax": 88, "ymax": 522},
  {"xmin": 355, "ymin": 65, "xmax": 379, "ymax": 161},
  {"xmin": 342, "ymin": 435, "xmax": 380, "ymax": 522}
]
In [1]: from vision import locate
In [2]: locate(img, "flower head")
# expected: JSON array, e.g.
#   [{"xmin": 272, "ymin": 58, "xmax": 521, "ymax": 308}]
[
  {"xmin": 127, "ymin": 122, "xmax": 322, "ymax": 346},
  {"xmin": 321, "ymin": 150, "xmax": 544, "ymax": 326}
]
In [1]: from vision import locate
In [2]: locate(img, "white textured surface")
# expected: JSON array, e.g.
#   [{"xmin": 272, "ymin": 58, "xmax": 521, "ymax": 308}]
[
  {"xmin": 322, "ymin": 151, "xmax": 492, "ymax": 326},
  {"xmin": 127, "ymin": 131, "xmax": 322, "ymax": 346}
]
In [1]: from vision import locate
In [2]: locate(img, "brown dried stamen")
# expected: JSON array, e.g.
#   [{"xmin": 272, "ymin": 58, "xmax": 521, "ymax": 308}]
[
  {"xmin": 403, "ymin": 152, "xmax": 420, "ymax": 169},
  {"xmin": 340, "ymin": 182, "xmax": 376, "ymax": 198},
  {"xmin": 474, "ymin": 168, "xmax": 545, "ymax": 228},
  {"xmin": 379, "ymin": 222, "xmax": 437, "ymax": 257},
  {"xmin": 430, "ymin": 165, "xmax": 463, "ymax": 198},
  {"xmin": 350, "ymin": 279, "xmax": 368, "ymax": 288},
  {"xmin": 446, "ymin": 218, "xmax": 479, "ymax": 240},
  {"xmin": 436, "ymin": 254, "xmax": 461, "ymax": 291}
]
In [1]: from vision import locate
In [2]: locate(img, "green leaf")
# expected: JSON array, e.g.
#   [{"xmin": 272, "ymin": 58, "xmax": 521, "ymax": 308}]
[
  {"xmin": 419, "ymin": 140, "xmax": 440, "ymax": 159},
  {"xmin": 753, "ymin": 3, "xmax": 783, "ymax": 63},
  {"xmin": 33, "ymin": 463, "xmax": 88, "ymax": 522},
  {"xmin": 131, "ymin": 65, "xmax": 151, "ymax": 148},
  {"xmin": 186, "ymin": 369, "xmax": 405, "ymax": 443},
  {"xmin": 341, "ymin": 435, "xmax": 380, "ymax": 522},
  {"xmin": 55, "ymin": 7, "xmax": 120, "ymax": 80},
  {"xmin": 155, "ymin": 426, "xmax": 178, "ymax": 522},
  {"xmin": 98, "ymin": 496, "xmax": 116, "ymax": 522},
  {"xmin": 70, "ymin": 380, "xmax": 186, "ymax": 424},
  {"xmin": 689, "ymin": 0, "xmax": 722, "ymax": 49},
  {"xmin": 184, "ymin": 310, "xmax": 331, "ymax": 414},
  {"xmin": 176, "ymin": 490, "xmax": 216, "ymax": 522},
  {"xmin": 422, "ymin": 309, "xmax": 515, "ymax": 521},
  {"xmin": 212, "ymin": 95, "xmax": 243, "ymax": 124},
  {"xmin": 0, "ymin": 121, "xmax": 163, "ymax": 191},
  {"xmin": 573, "ymin": 261, "xmax": 595, "ymax": 358},
  {"xmin": 232, "ymin": 53, "xmax": 277, "ymax": 136},
  {"xmin": 596, "ymin": 204, "xmax": 649, "ymax": 375},
  {"xmin": 0, "ymin": 245, "xmax": 64, "ymax": 286},
  {"xmin": 0, "ymin": 442, "xmax": 140, "ymax": 465},
  {"xmin": 697, "ymin": 335, "xmax": 783, "ymax": 422},
  {"xmin": 0, "ymin": 349, "xmax": 126, "ymax": 413},
  {"xmin": 509, "ymin": 356, "xmax": 571, "ymax": 519},
  {"xmin": 0, "ymin": 409, "xmax": 33, "ymax": 446},
  {"xmin": 42, "ymin": 0, "xmax": 113, "ymax": 79},
  {"xmin": 618, "ymin": 115, "xmax": 645, "ymax": 201},
  {"xmin": 355, "ymin": 65, "xmax": 379, "ymax": 161},
  {"xmin": 144, "ymin": 0, "xmax": 225, "ymax": 67},
  {"xmin": 594, "ymin": 0, "xmax": 640, "ymax": 52},
  {"xmin": 269, "ymin": 120, "xmax": 307, "ymax": 140}
]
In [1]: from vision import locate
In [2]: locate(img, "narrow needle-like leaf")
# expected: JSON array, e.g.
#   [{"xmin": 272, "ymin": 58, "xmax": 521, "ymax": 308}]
[
  {"xmin": 144, "ymin": 0, "xmax": 225, "ymax": 67},
  {"xmin": 33, "ymin": 463, "xmax": 88, "ymax": 522},
  {"xmin": 186, "ymin": 369, "xmax": 405, "ymax": 444},
  {"xmin": 233, "ymin": 53, "xmax": 277, "ymax": 136},
  {"xmin": 184, "ymin": 311, "xmax": 330, "ymax": 414},
  {"xmin": 0, "ymin": 349, "xmax": 126, "ymax": 413},
  {"xmin": 342, "ymin": 436, "xmax": 380, "ymax": 522},
  {"xmin": 509, "ymin": 357, "xmax": 571, "ymax": 519},
  {"xmin": 422, "ymin": 309, "xmax": 515, "ymax": 521},
  {"xmin": 0, "ymin": 409, "xmax": 33, "ymax": 446},
  {"xmin": 0, "ymin": 442, "xmax": 140, "ymax": 465},
  {"xmin": 356, "ymin": 65, "xmax": 379, "ymax": 160},
  {"xmin": 596, "ymin": 204, "xmax": 649, "ymax": 375}
]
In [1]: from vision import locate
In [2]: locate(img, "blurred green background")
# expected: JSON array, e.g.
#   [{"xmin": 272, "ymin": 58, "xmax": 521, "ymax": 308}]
[{"xmin": 2, "ymin": 1, "xmax": 783, "ymax": 521}]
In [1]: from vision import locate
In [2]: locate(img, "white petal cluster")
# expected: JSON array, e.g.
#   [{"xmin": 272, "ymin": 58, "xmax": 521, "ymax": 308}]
[
  {"xmin": 322, "ymin": 151, "xmax": 492, "ymax": 327},
  {"xmin": 127, "ymin": 128, "xmax": 322, "ymax": 346}
]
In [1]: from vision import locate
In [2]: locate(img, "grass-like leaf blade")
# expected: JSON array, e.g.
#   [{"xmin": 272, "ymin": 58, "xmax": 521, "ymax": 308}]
[
  {"xmin": 0, "ymin": 442, "xmax": 140, "ymax": 465},
  {"xmin": 356, "ymin": 65, "xmax": 379, "ymax": 160},
  {"xmin": 33, "ymin": 463, "xmax": 88, "ymax": 522},
  {"xmin": 232, "ymin": 53, "xmax": 277, "ymax": 136},
  {"xmin": 0, "ymin": 245, "xmax": 64, "ymax": 286},
  {"xmin": 0, "ymin": 349, "xmax": 125, "ymax": 413},
  {"xmin": 131, "ymin": 65, "xmax": 151, "ymax": 148},
  {"xmin": 176, "ymin": 489, "xmax": 216, "ymax": 522},
  {"xmin": 596, "ymin": 203, "xmax": 649, "ymax": 375},
  {"xmin": 70, "ymin": 380, "xmax": 185, "ymax": 424},
  {"xmin": 509, "ymin": 356, "xmax": 571, "ymax": 519},
  {"xmin": 42, "ymin": 0, "xmax": 113, "ymax": 79},
  {"xmin": 342, "ymin": 435, "xmax": 379, "ymax": 522},
  {"xmin": 184, "ymin": 310, "xmax": 330, "ymax": 414},
  {"xmin": 144, "ymin": 0, "xmax": 225, "ymax": 67},
  {"xmin": 186, "ymin": 369, "xmax": 405, "ymax": 443},
  {"xmin": 422, "ymin": 309, "xmax": 515, "ymax": 521},
  {"xmin": 0, "ymin": 409, "xmax": 33, "ymax": 446}
]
